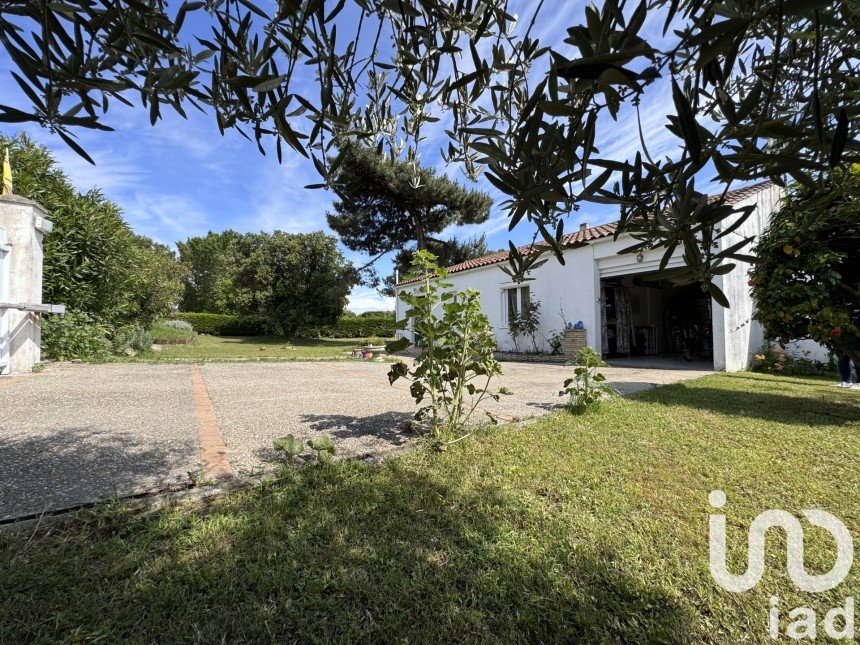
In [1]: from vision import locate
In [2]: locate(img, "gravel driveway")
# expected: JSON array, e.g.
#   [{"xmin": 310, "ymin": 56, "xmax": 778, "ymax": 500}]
[
  {"xmin": 0, "ymin": 359, "xmax": 710, "ymax": 519},
  {"xmin": 0, "ymin": 364, "xmax": 198, "ymax": 520}
]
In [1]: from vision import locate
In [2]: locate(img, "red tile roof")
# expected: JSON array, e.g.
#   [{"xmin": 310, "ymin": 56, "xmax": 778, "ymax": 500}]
[
  {"xmin": 397, "ymin": 181, "xmax": 773, "ymax": 285},
  {"xmin": 717, "ymin": 180, "xmax": 775, "ymax": 204}
]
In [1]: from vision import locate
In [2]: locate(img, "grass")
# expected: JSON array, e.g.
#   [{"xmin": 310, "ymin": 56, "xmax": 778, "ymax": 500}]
[
  {"xmin": 1, "ymin": 373, "xmax": 858, "ymax": 642},
  {"xmin": 133, "ymin": 335, "xmax": 381, "ymax": 362}
]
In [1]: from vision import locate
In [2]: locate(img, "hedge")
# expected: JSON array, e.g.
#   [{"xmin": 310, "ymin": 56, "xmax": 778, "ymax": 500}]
[
  {"xmin": 174, "ymin": 313, "xmax": 272, "ymax": 336},
  {"xmin": 302, "ymin": 316, "xmax": 397, "ymax": 339},
  {"xmin": 174, "ymin": 313, "xmax": 397, "ymax": 338}
]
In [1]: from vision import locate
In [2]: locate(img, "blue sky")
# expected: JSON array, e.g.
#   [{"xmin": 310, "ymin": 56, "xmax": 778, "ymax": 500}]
[{"xmin": 0, "ymin": 1, "xmax": 704, "ymax": 313}]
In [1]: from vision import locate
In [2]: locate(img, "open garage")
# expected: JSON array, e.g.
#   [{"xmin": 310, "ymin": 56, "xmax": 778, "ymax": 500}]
[{"xmin": 600, "ymin": 268, "xmax": 713, "ymax": 367}]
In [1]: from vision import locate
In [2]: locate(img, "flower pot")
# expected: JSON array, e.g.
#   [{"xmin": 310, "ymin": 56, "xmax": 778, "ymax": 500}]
[{"xmin": 364, "ymin": 352, "xmax": 374, "ymax": 360}]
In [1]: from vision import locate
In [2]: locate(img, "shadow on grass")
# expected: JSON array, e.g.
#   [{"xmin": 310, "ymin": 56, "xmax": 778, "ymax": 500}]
[
  {"xmin": 632, "ymin": 380, "xmax": 860, "ymax": 426},
  {"xmin": 0, "ymin": 461, "xmax": 692, "ymax": 642}
]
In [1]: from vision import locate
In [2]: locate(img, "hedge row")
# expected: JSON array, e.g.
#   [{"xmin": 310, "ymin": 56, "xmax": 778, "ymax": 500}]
[
  {"xmin": 174, "ymin": 313, "xmax": 273, "ymax": 336},
  {"xmin": 174, "ymin": 312, "xmax": 397, "ymax": 338},
  {"xmin": 300, "ymin": 316, "xmax": 398, "ymax": 339}
]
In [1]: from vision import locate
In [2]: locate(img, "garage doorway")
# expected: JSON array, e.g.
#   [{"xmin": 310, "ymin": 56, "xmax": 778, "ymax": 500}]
[{"xmin": 600, "ymin": 267, "xmax": 714, "ymax": 369}]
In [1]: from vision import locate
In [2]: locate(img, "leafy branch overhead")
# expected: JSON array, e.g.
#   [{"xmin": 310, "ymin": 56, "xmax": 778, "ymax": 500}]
[{"xmin": 2, "ymin": 0, "xmax": 857, "ymax": 298}]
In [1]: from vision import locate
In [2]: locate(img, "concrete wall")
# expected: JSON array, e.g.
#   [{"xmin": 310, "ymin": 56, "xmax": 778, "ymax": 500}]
[
  {"xmin": 711, "ymin": 185, "xmax": 783, "ymax": 371},
  {"xmin": 0, "ymin": 195, "xmax": 51, "ymax": 374},
  {"xmin": 784, "ymin": 339, "xmax": 832, "ymax": 363}
]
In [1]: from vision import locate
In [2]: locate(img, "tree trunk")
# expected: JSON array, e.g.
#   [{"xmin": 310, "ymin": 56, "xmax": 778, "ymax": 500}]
[{"xmin": 413, "ymin": 211, "xmax": 426, "ymax": 250}]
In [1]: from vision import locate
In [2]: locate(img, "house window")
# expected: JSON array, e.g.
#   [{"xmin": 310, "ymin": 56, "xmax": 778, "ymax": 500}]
[{"xmin": 504, "ymin": 285, "xmax": 530, "ymax": 323}]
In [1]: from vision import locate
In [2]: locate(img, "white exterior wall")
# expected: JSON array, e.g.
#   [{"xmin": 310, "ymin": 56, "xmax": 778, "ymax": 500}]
[
  {"xmin": 711, "ymin": 185, "xmax": 782, "ymax": 371},
  {"xmin": 784, "ymin": 339, "xmax": 832, "ymax": 363},
  {"xmin": 396, "ymin": 244, "xmax": 600, "ymax": 352},
  {"xmin": 395, "ymin": 183, "xmax": 829, "ymax": 371},
  {"xmin": 0, "ymin": 195, "xmax": 51, "ymax": 374},
  {"xmin": 397, "ymin": 237, "xmax": 714, "ymax": 358}
]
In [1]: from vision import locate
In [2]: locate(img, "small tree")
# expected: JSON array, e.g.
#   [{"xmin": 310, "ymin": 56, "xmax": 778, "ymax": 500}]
[
  {"xmin": 224, "ymin": 231, "xmax": 357, "ymax": 338},
  {"xmin": 751, "ymin": 169, "xmax": 859, "ymax": 365},
  {"xmin": 387, "ymin": 251, "xmax": 509, "ymax": 438},
  {"xmin": 508, "ymin": 312, "xmax": 522, "ymax": 353},
  {"xmin": 507, "ymin": 297, "xmax": 542, "ymax": 353},
  {"xmin": 520, "ymin": 297, "xmax": 542, "ymax": 353},
  {"xmin": 326, "ymin": 143, "xmax": 492, "ymax": 286},
  {"xmin": 127, "ymin": 235, "xmax": 187, "ymax": 326},
  {"xmin": 177, "ymin": 230, "xmax": 243, "ymax": 313}
]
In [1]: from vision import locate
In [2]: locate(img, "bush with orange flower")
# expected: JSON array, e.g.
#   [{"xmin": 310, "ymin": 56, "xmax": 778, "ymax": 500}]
[{"xmin": 750, "ymin": 168, "xmax": 860, "ymax": 365}]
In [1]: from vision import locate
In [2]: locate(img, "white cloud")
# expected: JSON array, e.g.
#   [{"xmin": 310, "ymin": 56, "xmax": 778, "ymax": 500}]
[
  {"xmin": 49, "ymin": 143, "xmax": 148, "ymax": 195},
  {"xmin": 120, "ymin": 193, "xmax": 210, "ymax": 246},
  {"xmin": 347, "ymin": 287, "xmax": 394, "ymax": 314},
  {"xmin": 246, "ymin": 157, "xmax": 333, "ymax": 234}
]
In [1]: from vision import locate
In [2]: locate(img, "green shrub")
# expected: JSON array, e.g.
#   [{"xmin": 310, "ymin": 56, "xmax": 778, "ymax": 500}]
[
  {"xmin": 111, "ymin": 325, "xmax": 153, "ymax": 355},
  {"xmin": 174, "ymin": 312, "xmax": 396, "ymax": 338},
  {"xmin": 548, "ymin": 330, "xmax": 564, "ymax": 355},
  {"xmin": 173, "ymin": 313, "xmax": 273, "ymax": 336},
  {"xmin": 359, "ymin": 310, "xmax": 395, "ymax": 318},
  {"xmin": 751, "ymin": 345, "xmax": 836, "ymax": 376},
  {"xmin": 386, "ymin": 251, "xmax": 509, "ymax": 437},
  {"xmin": 42, "ymin": 310, "xmax": 112, "ymax": 360},
  {"xmin": 150, "ymin": 321, "xmax": 196, "ymax": 342},
  {"xmin": 560, "ymin": 347, "xmax": 613, "ymax": 415},
  {"xmin": 305, "ymin": 316, "xmax": 397, "ymax": 339}
]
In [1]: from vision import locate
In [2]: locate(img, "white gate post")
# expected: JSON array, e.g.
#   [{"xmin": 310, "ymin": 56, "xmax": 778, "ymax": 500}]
[
  {"xmin": 0, "ymin": 195, "xmax": 55, "ymax": 374},
  {"xmin": 0, "ymin": 227, "xmax": 10, "ymax": 373}
]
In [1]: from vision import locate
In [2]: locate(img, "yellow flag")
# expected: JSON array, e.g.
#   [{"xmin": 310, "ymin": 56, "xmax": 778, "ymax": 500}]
[{"xmin": 1, "ymin": 148, "xmax": 11, "ymax": 196}]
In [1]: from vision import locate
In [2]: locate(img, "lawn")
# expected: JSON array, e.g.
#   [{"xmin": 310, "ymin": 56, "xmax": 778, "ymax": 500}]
[
  {"xmin": 1, "ymin": 373, "xmax": 858, "ymax": 642},
  {"xmin": 144, "ymin": 335, "xmax": 375, "ymax": 361}
]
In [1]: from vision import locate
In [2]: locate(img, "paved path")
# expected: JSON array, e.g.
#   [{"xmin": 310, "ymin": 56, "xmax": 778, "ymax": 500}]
[{"xmin": 0, "ymin": 360, "xmax": 710, "ymax": 519}]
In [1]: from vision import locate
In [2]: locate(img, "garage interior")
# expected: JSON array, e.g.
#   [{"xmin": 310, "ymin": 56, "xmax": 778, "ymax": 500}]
[{"xmin": 600, "ymin": 267, "xmax": 714, "ymax": 368}]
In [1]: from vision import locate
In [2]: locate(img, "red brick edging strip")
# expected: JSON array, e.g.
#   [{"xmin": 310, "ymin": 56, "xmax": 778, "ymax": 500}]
[{"xmin": 190, "ymin": 364, "xmax": 233, "ymax": 480}]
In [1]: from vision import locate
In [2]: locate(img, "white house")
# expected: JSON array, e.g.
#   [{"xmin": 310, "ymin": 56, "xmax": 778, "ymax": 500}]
[{"xmin": 395, "ymin": 180, "xmax": 809, "ymax": 372}]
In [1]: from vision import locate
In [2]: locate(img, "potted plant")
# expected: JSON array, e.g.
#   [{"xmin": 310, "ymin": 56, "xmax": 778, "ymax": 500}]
[{"xmin": 362, "ymin": 336, "xmax": 387, "ymax": 356}]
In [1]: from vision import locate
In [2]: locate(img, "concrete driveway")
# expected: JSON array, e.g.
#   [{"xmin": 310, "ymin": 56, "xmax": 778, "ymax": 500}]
[{"xmin": 0, "ymin": 360, "xmax": 710, "ymax": 520}]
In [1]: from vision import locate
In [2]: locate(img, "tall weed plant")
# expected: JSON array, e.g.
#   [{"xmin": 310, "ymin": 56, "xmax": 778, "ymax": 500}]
[{"xmin": 387, "ymin": 251, "xmax": 510, "ymax": 438}]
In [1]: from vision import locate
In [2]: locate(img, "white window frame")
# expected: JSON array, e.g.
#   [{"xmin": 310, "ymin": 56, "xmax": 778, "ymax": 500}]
[{"xmin": 502, "ymin": 284, "xmax": 530, "ymax": 325}]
